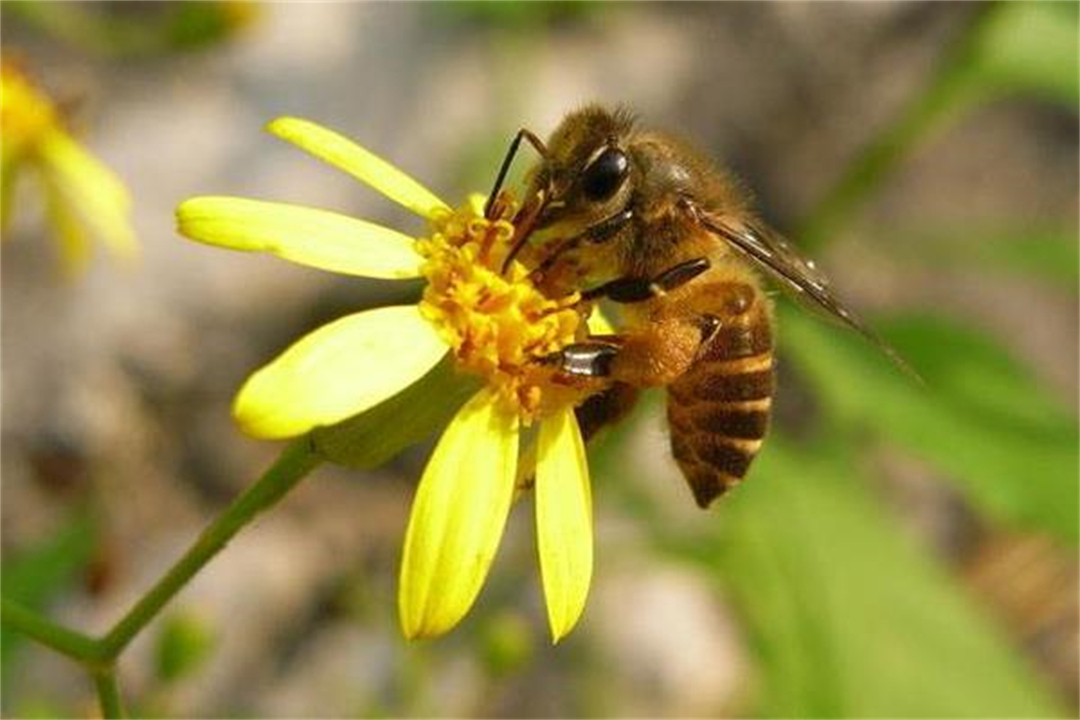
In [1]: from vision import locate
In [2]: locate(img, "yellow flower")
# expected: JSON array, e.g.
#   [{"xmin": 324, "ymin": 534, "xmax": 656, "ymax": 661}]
[
  {"xmin": 1, "ymin": 57, "xmax": 137, "ymax": 276},
  {"xmin": 176, "ymin": 116, "xmax": 608, "ymax": 642}
]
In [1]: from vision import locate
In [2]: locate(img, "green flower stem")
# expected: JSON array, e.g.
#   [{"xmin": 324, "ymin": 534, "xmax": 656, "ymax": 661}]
[
  {"xmin": 93, "ymin": 667, "xmax": 124, "ymax": 719},
  {"xmin": 98, "ymin": 436, "xmax": 321, "ymax": 658},
  {"xmin": 1, "ymin": 437, "xmax": 321, "ymax": 718},
  {"xmin": 0, "ymin": 597, "xmax": 103, "ymax": 664}
]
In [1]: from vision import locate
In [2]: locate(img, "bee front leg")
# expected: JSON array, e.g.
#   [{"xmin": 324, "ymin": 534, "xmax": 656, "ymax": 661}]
[{"xmin": 581, "ymin": 257, "xmax": 711, "ymax": 303}]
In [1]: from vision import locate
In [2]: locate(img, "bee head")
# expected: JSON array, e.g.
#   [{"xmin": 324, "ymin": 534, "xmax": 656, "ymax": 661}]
[{"xmin": 526, "ymin": 104, "xmax": 637, "ymax": 235}]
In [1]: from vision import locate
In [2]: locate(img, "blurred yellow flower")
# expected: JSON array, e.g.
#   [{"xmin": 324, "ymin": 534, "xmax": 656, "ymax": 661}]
[
  {"xmin": 1, "ymin": 57, "xmax": 137, "ymax": 276},
  {"xmin": 177, "ymin": 117, "xmax": 606, "ymax": 642}
]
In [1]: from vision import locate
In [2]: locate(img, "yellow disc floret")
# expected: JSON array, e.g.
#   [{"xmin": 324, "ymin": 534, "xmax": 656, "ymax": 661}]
[{"xmin": 418, "ymin": 196, "xmax": 583, "ymax": 423}]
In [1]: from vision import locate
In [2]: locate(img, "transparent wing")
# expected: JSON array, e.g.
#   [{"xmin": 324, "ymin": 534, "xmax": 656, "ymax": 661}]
[{"xmin": 692, "ymin": 204, "xmax": 916, "ymax": 378}]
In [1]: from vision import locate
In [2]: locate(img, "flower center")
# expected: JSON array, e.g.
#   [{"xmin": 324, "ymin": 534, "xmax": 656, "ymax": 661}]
[{"xmin": 417, "ymin": 195, "xmax": 586, "ymax": 423}]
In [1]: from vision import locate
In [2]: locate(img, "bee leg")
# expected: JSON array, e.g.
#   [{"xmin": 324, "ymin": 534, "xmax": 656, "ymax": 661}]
[
  {"xmin": 547, "ymin": 266, "xmax": 724, "ymax": 383},
  {"xmin": 582, "ymin": 257, "xmax": 710, "ymax": 303},
  {"xmin": 575, "ymin": 382, "xmax": 640, "ymax": 441},
  {"xmin": 529, "ymin": 209, "xmax": 635, "ymax": 283},
  {"xmin": 653, "ymin": 257, "xmax": 712, "ymax": 292},
  {"xmin": 547, "ymin": 312, "xmax": 708, "ymax": 386},
  {"xmin": 583, "ymin": 208, "xmax": 634, "ymax": 244},
  {"xmin": 543, "ymin": 341, "xmax": 622, "ymax": 378}
]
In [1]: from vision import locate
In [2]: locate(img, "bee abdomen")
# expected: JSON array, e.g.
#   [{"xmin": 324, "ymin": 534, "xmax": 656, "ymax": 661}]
[{"xmin": 667, "ymin": 304, "xmax": 774, "ymax": 508}]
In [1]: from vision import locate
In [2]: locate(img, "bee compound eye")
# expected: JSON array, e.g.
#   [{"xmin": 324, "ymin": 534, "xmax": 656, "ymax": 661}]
[{"xmin": 581, "ymin": 147, "xmax": 629, "ymax": 202}]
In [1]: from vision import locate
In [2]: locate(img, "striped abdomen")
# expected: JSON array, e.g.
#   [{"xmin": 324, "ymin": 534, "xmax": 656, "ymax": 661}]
[{"xmin": 666, "ymin": 292, "xmax": 774, "ymax": 507}]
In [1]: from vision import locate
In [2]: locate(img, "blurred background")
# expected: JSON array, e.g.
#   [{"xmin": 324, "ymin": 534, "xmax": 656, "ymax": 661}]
[{"xmin": 1, "ymin": 2, "xmax": 1077, "ymax": 717}]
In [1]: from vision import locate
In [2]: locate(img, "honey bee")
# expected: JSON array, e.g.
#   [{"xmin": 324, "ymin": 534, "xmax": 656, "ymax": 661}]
[{"xmin": 487, "ymin": 105, "xmax": 900, "ymax": 508}]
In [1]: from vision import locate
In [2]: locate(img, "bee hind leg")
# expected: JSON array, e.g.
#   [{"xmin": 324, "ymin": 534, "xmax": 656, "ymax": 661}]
[
  {"xmin": 545, "ymin": 263, "xmax": 726, "ymax": 383},
  {"xmin": 542, "ymin": 341, "xmax": 622, "ymax": 378},
  {"xmin": 546, "ymin": 314, "xmax": 708, "ymax": 387}
]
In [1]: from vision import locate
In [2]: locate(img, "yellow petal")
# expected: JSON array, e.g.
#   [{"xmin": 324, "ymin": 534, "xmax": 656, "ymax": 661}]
[
  {"xmin": 234, "ymin": 305, "xmax": 447, "ymax": 439},
  {"xmin": 466, "ymin": 193, "xmax": 487, "ymax": 216},
  {"xmin": 177, "ymin": 196, "xmax": 423, "ymax": 279},
  {"xmin": 42, "ymin": 174, "xmax": 91, "ymax": 277},
  {"xmin": 512, "ymin": 436, "xmax": 538, "ymax": 503},
  {"xmin": 37, "ymin": 130, "xmax": 138, "ymax": 261},
  {"xmin": 535, "ymin": 406, "xmax": 593, "ymax": 643},
  {"xmin": 266, "ymin": 117, "xmax": 449, "ymax": 219},
  {"xmin": 587, "ymin": 307, "xmax": 616, "ymax": 336},
  {"xmin": 399, "ymin": 390, "xmax": 519, "ymax": 639}
]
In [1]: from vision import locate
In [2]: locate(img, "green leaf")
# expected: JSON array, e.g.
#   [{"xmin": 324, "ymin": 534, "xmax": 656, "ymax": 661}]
[
  {"xmin": 780, "ymin": 306, "xmax": 1079, "ymax": 541},
  {"xmin": 312, "ymin": 354, "xmax": 481, "ymax": 469},
  {"xmin": 888, "ymin": 228, "xmax": 1080, "ymax": 293},
  {"xmin": 431, "ymin": 1, "xmax": 605, "ymax": 29},
  {"xmin": 970, "ymin": 231, "xmax": 1080, "ymax": 291},
  {"xmin": 961, "ymin": 1, "xmax": 1080, "ymax": 108},
  {"xmin": 687, "ymin": 441, "xmax": 1068, "ymax": 718}
]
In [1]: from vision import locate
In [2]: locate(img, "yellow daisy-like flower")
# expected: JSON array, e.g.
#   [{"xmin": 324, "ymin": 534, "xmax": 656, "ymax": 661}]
[
  {"xmin": 1, "ymin": 57, "xmax": 137, "ymax": 276},
  {"xmin": 177, "ymin": 116, "xmax": 607, "ymax": 642}
]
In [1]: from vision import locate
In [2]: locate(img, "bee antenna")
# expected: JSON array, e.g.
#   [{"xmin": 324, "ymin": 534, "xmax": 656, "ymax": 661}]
[{"xmin": 484, "ymin": 128, "xmax": 547, "ymax": 220}]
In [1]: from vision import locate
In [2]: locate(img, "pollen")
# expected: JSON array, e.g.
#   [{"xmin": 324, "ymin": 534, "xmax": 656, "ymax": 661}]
[{"xmin": 417, "ymin": 196, "xmax": 584, "ymax": 423}]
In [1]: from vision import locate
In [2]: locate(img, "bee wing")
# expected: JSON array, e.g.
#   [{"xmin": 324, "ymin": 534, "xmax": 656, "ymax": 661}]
[{"xmin": 694, "ymin": 207, "xmax": 916, "ymax": 377}]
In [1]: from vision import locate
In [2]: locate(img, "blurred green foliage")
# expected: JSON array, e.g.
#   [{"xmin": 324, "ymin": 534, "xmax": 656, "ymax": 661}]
[
  {"xmin": 960, "ymin": 1, "xmax": 1080, "ymax": 107},
  {"xmin": 888, "ymin": 227, "xmax": 1080, "ymax": 294},
  {"xmin": 432, "ymin": 1, "xmax": 603, "ymax": 30},
  {"xmin": 154, "ymin": 611, "xmax": 216, "ymax": 684},
  {"xmin": 1, "ymin": 1, "xmax": 1075, "ymax": 717},
  {"xmin": 688, "ymin": 441, "xmax": 1063, "ymax": 718},
  {"xmin": 480, "ymin": 611, "xmax": 534, "ymax": 678},
  {"xmin": 3, "ymin": 1, "xmax": 258, "ymax": 57},
  {"xmin": 0, "ymin": 512, "xmax": 97, "ymax": 691},
  {"xmin": 782, "ymin": 306, "xmax": 1079, "ymax": 542},
  {"xmin": 799, "ymin": 1, "xmax": 1079, "ymax": 251},
  {"xmin": 966, "ymin": 230, "xmax": 1079, "ymax": 292}
]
